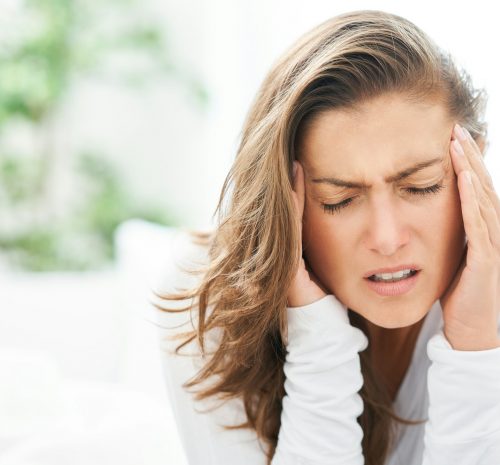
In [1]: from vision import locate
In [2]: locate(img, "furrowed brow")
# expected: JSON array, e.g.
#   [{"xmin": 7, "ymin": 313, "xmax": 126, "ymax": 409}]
[{"xmin": 311, "ymin": 157, "xmax": 444, "ymax": 188}]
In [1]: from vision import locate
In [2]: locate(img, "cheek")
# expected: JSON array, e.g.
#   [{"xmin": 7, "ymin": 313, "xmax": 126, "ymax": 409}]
[
  {"xmin": 302, "ymin": 184, "xmax": 465, "ymax": 270},
  {"xmin": 302, "ymin": 204, "xmax": 348, "ymax": 273}
]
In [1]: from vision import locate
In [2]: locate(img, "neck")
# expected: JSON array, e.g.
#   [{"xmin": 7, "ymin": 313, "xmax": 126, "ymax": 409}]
[
  {"xmin": 367, "ymin": 319, "xmax": 424, "ymax": 355},
  {"xmin": 362, "ymin": 315, "xmax": 427, "ymax": 402}
]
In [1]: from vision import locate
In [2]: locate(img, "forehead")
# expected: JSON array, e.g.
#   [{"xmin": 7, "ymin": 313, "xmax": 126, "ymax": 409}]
[{"xmin": 299, "ymin": 93, "xmax": 452, "ymax": 176}]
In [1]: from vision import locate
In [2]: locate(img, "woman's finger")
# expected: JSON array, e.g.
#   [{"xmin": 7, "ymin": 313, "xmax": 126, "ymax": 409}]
[
  {"xmin": 293, "ymin": 161, "xmax": 305, "ymax": 222},
  {"xmin": 451, "ymin": 124, "xmax": 500, "ymax": 252},
  {"xmin": 470, "ymin": 169, "xmax": 500, "ymax": 251},
  {"xmin": 460, "ymin": 126, "xmax": 500, "ymax": 216},
  {"xmin": 450, "ymin": 137, "xmax": 492, "ymax": 257},
  {"xmin": 293, "ymin": 161, "xmax": 306, "ymax": 256}
]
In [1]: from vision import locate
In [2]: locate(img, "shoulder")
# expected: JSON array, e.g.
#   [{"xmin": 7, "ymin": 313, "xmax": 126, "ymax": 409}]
[
  {"xmin": 150, "ymin": 227, "xmax": 212, "ymax": 330},
  {"xmin": 150, "ymin": 229, "xmax": 268, "ymax": 464}
]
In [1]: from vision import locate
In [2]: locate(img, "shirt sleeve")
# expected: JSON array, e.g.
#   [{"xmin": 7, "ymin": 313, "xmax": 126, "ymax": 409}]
[
  {"xmin": 156, "ymin": 292, "xmax": 368, "ymax": 465},
  {"xmin": 271, "ymin": 294, "xmax": 369, "ymax": 465},
  {"xmin": 422, "ymin": 330, "xmax": 500, "ymax": 464}
]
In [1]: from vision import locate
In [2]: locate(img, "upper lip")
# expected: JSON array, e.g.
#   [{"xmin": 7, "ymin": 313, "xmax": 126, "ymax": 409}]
[{"xmin": 363, "ymin": 264, "xmax": 421, "ymax": 278}]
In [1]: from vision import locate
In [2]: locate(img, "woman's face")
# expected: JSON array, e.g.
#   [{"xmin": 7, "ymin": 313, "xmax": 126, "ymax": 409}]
[{"xmin": 300, "ymin": 92, "xmax": 466, "ymax": 328}]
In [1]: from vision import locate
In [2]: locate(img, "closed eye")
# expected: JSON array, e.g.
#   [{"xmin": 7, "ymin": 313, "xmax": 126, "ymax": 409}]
[{"xmin": 322, "ymin": 183, "xmax": 444, "ymax": 214}]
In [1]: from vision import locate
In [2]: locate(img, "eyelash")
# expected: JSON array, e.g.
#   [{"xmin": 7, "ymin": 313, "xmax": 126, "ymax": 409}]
[{"xmin": 322, "ymin": 183, "xmax": 445, "ymax": 214}]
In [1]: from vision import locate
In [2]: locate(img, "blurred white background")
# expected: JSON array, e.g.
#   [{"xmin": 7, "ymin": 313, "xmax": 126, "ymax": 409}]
[{"xmin": 0, "ymin": 0, "xmax": 499, "ymax": 464}]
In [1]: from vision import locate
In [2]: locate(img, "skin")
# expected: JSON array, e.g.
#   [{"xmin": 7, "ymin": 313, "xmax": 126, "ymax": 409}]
[{"xmin": 287, "ymin": 92, "xmax": 498, "ymax": 399}]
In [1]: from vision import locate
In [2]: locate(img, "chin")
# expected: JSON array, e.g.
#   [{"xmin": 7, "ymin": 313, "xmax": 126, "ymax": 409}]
[
  {"xmin": 352, "ymin": 305, "xmax": 429, "ymax": 328},
  {"xmin": 340, "ymin": 288, "xmax": 435, "ymax": 329}
]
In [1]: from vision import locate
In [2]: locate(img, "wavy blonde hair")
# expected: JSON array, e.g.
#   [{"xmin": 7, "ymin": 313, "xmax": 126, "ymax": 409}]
[{"xmin": 153, "ymin": 9, "xmax": 488, "ymax": 465}]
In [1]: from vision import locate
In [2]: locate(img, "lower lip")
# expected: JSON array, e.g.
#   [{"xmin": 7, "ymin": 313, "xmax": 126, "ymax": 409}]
[{"xmin": 364, "ymin": 271, "xmax": 420, "ymax": 296}]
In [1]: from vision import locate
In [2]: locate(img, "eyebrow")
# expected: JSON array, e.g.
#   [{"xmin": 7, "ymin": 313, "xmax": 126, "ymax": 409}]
[{"xmin": 311, "ymin": 157, "xmax": 444, "ymax": 188}]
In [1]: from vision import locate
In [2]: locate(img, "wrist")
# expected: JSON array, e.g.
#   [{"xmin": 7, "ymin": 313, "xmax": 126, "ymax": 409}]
[
  {"xmin": 444, "ymin": 332, "xmax": 500, "ymax": 351},
  {"xmin": 286, "ymin": 288, "xmax": 328, "ymax": 308}
]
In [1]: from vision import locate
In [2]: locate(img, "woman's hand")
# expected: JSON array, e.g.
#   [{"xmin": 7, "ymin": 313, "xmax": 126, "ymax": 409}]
[
  {"xmin": 286, "ymin": 161, "xmax": 329, "ymax": 308},
  {"xmin": 440, "ymin": 123, "xmax": 500, "ymax": 350}
]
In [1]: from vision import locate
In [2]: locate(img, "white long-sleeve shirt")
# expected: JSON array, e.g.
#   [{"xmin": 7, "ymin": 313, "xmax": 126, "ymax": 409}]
[{"xmin": 153, "ymin": 230, "xmax": 500, "ymax": 464}]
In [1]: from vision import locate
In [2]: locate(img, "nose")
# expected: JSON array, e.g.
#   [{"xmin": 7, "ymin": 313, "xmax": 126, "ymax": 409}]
[{"xmin": 364, "ymin": 193, "xmax": 410, "ymax": 256}]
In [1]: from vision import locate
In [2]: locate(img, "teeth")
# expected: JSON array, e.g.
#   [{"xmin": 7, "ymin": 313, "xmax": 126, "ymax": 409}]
[{"xmin": 371, "ymin": 269, "xmax": 414, "ymax": 281}]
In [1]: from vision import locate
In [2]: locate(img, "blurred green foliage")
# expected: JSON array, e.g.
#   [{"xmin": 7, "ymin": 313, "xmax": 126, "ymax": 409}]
[{"xmin": 0, "ymin": 0, "xmax": 208, "ymax": 271}]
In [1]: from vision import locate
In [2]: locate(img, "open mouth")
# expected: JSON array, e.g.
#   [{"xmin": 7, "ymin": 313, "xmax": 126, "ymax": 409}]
[{"xmin": 367, "ymin": 269, "xmax": 419, "ymax": 283}]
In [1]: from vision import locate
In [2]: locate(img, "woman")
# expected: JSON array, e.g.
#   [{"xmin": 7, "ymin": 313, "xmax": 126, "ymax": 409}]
[{"xmin": 153, "ymin": 9, "xmax": 500, "ymax": 465}]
